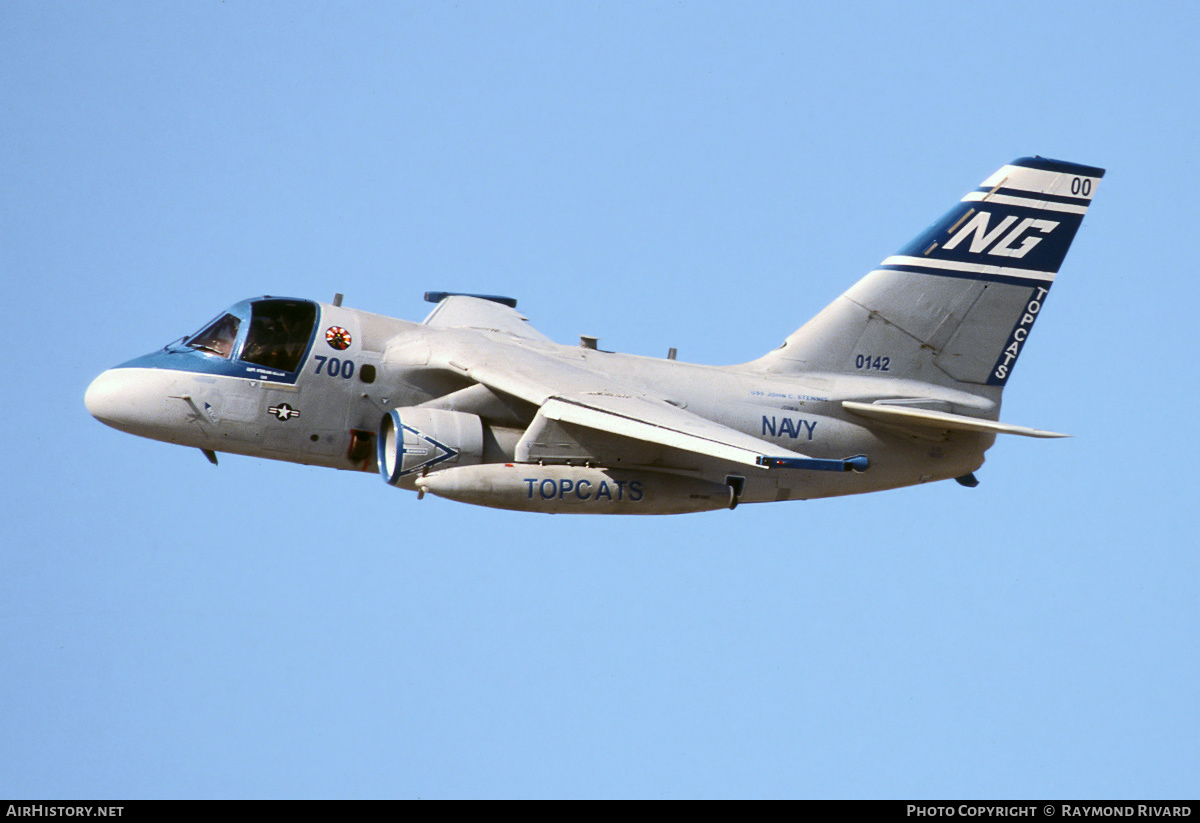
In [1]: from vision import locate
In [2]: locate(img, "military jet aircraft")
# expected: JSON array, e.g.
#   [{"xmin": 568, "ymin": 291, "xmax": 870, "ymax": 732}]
[{"xmin": 86, "ymin": 156, "xmax": 1102, "ymax": 514}]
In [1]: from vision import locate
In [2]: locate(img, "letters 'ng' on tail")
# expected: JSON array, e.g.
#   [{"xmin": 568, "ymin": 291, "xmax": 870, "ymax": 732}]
[{"xmin": 757, "ymin": 156, "xmax": 1104, "ymax": 391}]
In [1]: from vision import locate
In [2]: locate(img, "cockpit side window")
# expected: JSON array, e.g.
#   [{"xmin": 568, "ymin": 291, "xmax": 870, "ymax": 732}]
[
  {"xmin": 241, "ymin": 300, "xmax": 317, "ymax": 373},
  {"xmin": 185, "ymin": 313, "xmax": 241, "ymax": 359}
]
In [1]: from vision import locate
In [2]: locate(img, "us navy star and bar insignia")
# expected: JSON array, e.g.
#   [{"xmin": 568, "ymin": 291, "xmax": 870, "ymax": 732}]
[{"xmin": 268, "ymin": 403, "xmax": 300, "ymax": 421}]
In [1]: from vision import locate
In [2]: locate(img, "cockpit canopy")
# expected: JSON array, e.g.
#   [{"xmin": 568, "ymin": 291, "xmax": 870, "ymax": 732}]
[
  {"xmin": 185, "ymin": 313, "xmax": 241, "ymax": 359},
  {"xmin": 180, "ymin": 298, "xmax": 318, "ymax": 380}
]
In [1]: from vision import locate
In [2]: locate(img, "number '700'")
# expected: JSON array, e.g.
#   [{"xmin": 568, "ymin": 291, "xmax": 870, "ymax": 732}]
[{"xmin": 313, "ymin": 355, "xmax": 355, "ymax": 379}]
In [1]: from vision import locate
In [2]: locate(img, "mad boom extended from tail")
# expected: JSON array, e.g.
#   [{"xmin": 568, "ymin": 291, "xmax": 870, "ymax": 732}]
[{"xmin": 87, "ymin": 156, "xmax": 1103, "ymax": 514}]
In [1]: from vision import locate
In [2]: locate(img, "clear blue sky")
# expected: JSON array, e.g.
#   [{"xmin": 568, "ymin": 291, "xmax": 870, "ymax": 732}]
[{"xmin": 3, "ymin": 1, "xmax": 1197, "ymax": 799}]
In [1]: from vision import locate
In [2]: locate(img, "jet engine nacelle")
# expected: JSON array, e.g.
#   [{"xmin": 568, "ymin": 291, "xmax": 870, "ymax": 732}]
[
  {"xmin": 414, "ymin": 463, "xmax": 736, "ymax": 515},
  {"xmin": 378, "ymin": 407, "xmax": 484, "ymax": 486}
]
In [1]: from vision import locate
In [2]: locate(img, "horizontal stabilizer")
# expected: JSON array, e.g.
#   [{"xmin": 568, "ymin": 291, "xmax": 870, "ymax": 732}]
[{"xmin": 842, "ymin": 401, "xmax": 1068, "ymax": 438}]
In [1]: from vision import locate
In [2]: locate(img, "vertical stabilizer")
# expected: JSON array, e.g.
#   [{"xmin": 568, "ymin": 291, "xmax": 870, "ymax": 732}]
[{"xmin": 756, "ymin": 157, "xmax": 1104, "ymax": 390}]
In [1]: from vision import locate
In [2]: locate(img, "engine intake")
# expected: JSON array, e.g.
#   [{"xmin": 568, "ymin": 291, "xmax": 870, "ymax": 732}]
[{"xmin": 378, "ymin": 407, "xmax": 484, "ymax": 486}]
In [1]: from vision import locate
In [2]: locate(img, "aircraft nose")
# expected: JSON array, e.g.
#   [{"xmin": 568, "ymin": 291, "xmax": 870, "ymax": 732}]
[
  {"xmin": 85, "ymin": 366, "xmax": 187, "ymax": 435},
  {"xmin": 85, "ymin": 368, "xmax": 137, "ymax": 428}
]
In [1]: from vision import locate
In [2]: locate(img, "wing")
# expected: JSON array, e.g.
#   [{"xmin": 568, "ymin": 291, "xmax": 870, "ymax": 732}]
[
  {"xmin": 422, "ymin": 294, "xmax": 552, "ymax": 342},
  {"xmin": 528, "ymin": 395, "xmax": 865, "ymax": 472},
  {"xmin": 424, "ymin": 330, "xmax": 862, "ymax": 473},
  {"xmin": 531, "ymin": 394, "xmax": 793, "ymax": 470}
]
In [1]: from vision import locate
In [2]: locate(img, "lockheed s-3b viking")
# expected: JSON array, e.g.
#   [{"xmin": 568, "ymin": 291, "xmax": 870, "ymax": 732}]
[{"xmin": 86, "ymin": 157, "xmax": 1103, "ymax": 514}]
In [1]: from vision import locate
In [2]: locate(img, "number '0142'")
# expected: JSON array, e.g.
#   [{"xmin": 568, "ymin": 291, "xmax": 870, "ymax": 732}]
[{"xmin": 855, "ymin": 355, "xmax": 890, "ymax": 371}]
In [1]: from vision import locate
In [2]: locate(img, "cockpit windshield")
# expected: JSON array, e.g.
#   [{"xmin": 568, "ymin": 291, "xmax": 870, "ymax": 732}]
[
  {"xmin": 240, "ymin": 299, "xmax": 317, "ymax": 373},
  {"xmin": 185, "ymin": 313, "xmax": 241, "ymax": 358},
  {"xmin": 179, "ymin": 298, "xmax": 318, "ymax": 378}
]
